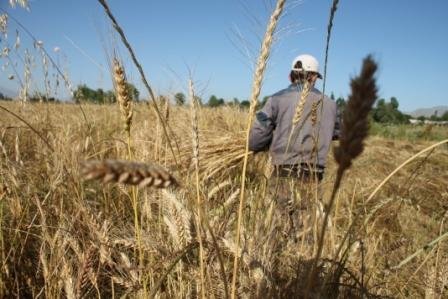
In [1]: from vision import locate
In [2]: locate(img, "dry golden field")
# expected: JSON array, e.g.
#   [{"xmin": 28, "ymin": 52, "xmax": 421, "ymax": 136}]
[{"xmin": 0, "ymin": 101, "xmax": 447, "ymax": 298}]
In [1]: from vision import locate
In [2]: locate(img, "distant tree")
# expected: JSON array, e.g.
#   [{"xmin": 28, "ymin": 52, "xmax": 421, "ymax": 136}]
[
  {"xmin": 390, "ymin": 96, "xmax": 399, "ymax": 109},
  {"xmin": 441, "ymin": 111, "xmax": 448, "ymax": 121},
  {"xmin": 377, "ymin": 98, "xmax": 386, "ymax": 107},
  {"xmin": 240, "ymin": 100, "xmax": 250, "ymax": 108},
  {"xmin": 29, "ymin": 92, "xmax": 56, "ymax": 102},
  {"xmin": 417, "ymin": 115, "xmax": 426, "ymax": 122},
  {"xmin": 208, "ymin": 95, "xmax": 224, "ymax": 107},
  {"xmin": 104, "ymin": 90, "xmax": 116, "ymax": 103},
  {"xmin": 126, "ymin": 83, "xmax": 140, "ymax": 101},
  {"xmin": 372, "ymin": 97, "xmax": 408, "ymax": 124},
  {"xmin": 74, "ymin": 85, "xmax": 96, "ymax": 103},
  {"xmin": 0, "ymin": 92, "xmax": 12, "ymax": 101},
  {"xmin": 194, "ymin": 95, "xmax": 203, "ymax": 106},
  {"xmin": 174, "ymin": 92, "xmax": 185, "ymax": 106},
  {"xmin": 96, "ymin": 88, "xmax": 104, "ymax": 103},
  {"xmin": 330, "ymin": 92, "xmax": 335, "ymax": 101},
  {"xmin": 336, "ymin": 97, "xmax": 346, "ymax": 112},
  {"xmin": 73, "ymin": 83, "xmax": 138, "ymax": 104}
]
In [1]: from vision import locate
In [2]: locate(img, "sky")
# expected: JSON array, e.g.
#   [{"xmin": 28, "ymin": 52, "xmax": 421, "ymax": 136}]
[{"xmin": 0, "ymin": 0, "xmax": 447, "ymax": 112}]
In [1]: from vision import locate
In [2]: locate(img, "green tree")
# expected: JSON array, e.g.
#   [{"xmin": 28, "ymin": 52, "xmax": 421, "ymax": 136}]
[
  {"xmin": 240, "ymin": 100, "xmax": 250, "ymax": 108},
  {"xmin": 126, "ymin": 83, "xmax": 139, "ymax": 101},
  {"xmin": 429, "ymin": 110, "xmax": 439, "ymax": 121},
  {"xmin": 441, "ymin": 111, "xmax": 448, "ymax": 121},
  {"xmin": 0, "ymin": 92, "xmax": 12, "ymax": 101},
  {"xmin": 104, "ymin": 90, "xmax": 116, "ymax": 103},
  {"xmin": 174, "ymin": 92, "xmax": 186, "ymax": 106},
  {"xmin": 336, "ymin": 97, "xmax": 346, "ymax": 112},
  {"xmin": 74, "ymin": 84, "xmax": 97, "ymax": 103},
  {"xmin": 372, "ymin": 97, "xmax": 408, "ymax": 124},
  {"xmin": 194, "ymin": 95, "xmax": 203, "ymax": 106},
  {"xmin": 208, "ymin": 95, "xmax": 224, "ymax": 107},
  {"xmin": 390, "ymin": 96, "xmax": 399, "ymax": 109},
  {"xmin": 417, "ymin": 115, "xmax": 426, "ymax": 122}
]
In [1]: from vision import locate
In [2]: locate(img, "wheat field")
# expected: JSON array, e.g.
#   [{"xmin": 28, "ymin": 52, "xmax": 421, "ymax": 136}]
[
  {"xmin": 1, "ymin": 0, "xmax": 448, "ymax": 297},
  {"xmin": 0, "ymin": 101, "xmax": 447, "ymax": 298}
]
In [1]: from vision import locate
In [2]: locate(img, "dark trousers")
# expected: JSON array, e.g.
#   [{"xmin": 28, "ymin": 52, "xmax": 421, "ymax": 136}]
[{"xmin": 269, "ymin": 164, "xmax": 324, "ymax": 239}]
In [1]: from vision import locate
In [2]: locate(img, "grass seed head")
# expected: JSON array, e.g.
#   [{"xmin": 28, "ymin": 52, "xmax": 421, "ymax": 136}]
[
  {"xmin": 113, "ymin": 58, "xmax": 133, "ymax": 134},
  {"xmin": 81, "ymin": 159, "xmax": 178, "ymax": 188},
  {"xmin": 334, "ymin": 55, "xmax": 378, "ymax": 171}
]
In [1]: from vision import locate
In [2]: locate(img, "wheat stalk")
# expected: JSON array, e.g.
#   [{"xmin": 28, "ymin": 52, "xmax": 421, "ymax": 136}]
[
  {"xmin": 188, "ymin": 79, "xmax": 206, "ymax": 299},
  {"xmin": 81, "ymin": 159, "xmax": 178, "ymax": 188},
  {"xmin": 306, "ymin": 55, "xmax": 378, "ymax": 297},
  {"xmin": 231, "ymin": 1, "xmax": 286, "ymax": 298}
]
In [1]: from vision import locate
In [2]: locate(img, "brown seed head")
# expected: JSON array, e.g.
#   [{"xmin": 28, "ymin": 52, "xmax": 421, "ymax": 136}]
[
  {"xmin": 81, "ymin": 159, "xmax": 178, "ymax": 188},
  {"xmin": 334, "ymin": 55, "xmax": 378, "ymax": 171},
  {"xmin": 113, "ymin": 58, "xmax": 133, "ymax": 133}
]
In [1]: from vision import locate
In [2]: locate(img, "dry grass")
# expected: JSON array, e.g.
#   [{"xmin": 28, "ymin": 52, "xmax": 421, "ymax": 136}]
[
  {"xmin": 1, "ymin": 2, "xmax": 447, "ymax": 297},
  {"xmin": 1, "ymin": 100, "xmax": 447, "ymax": 298}
]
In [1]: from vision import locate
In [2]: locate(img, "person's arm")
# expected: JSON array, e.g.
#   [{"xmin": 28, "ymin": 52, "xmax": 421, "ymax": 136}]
[{"xmin": 249, "ymin": 97, "xmax": 277, "ymax": 152}]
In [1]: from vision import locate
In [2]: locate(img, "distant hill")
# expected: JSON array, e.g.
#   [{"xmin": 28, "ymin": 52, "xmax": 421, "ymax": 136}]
[{"xmin": 409, "ymin": 106, "xmax": 448, "ymax": 118}]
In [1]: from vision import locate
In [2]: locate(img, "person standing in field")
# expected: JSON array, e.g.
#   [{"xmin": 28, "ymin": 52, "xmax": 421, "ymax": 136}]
[{"xmin": 249, "ymin": 54, "xmax": 339, "ymax": 236}]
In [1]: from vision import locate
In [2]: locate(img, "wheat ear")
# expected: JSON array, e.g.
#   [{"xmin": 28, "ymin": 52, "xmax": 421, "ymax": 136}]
[
  {"xmin": 81, "ymin": 160, "xmax": 178, "ymax": 188},
  {"xmin": 112, "ymin": 58, "xmax": 133, "ymax": 135},
  {"xmin": 306, "ymin": 56, "xmax": 378, "ymax": 297},
  {"xmin": 97, "ymin": 0, "xmax": 179, "ymax": 166},
  {"xmin": 231, "ymin": 1, "xmax": 286, "ymax": 298},
  {"xmin": 284, "ymin": 81, "xmax": 311, "ymax": 153}
]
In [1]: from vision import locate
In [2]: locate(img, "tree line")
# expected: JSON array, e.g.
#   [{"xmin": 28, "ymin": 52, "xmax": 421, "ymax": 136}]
[
  {"xmin": 4, "ymin": 84, "xmax": 446, "ymax": 123},
  {"xmin": 333, "ymin": 92, "xmax": 448, "ymax": 123}
]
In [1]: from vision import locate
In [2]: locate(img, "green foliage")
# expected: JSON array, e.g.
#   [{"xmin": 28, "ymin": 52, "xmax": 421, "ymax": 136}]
[
  {"xmin": 336, "ymin": 97, "xmax": 346, "ymax": 114},
  {"xmin": 0, "ymin": 92, "xmax": 12, "ymax": 101},
  {"xmin": 174, "ymin": 92, "xmax": 186, "ymax": 106},
  {"xmin": 370, "ymin": 122, "xmax": 448, "ymax": 141},
  {"xmin": 240, "ymin": 100, "xmax": 250, "ymax": 108},
  {"xmin": 442, "ymin": 111, "xmax": 448, "ymax": 121},
  {"xmin": 208, "ymin": 95, "xmax": 224, "ymax": 107},
  {"xmin": 372, "ymin": 97, "xmax": 409, "ymax": 124},
  {"xmin": 73, "ymin": 83, "xmax": 139, "ymax": 104},
  {"xmin": 29, "ymin": 92, "xmax": 57, "ymax": 102},
  {"xmin": 194, "ymin": 95, "xmax": 203, "ymax": 106}
]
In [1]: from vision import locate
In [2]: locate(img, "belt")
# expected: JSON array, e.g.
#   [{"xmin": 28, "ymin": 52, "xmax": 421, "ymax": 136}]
[{"xmin": 273, "ymin": 163, "xmax": 325, "ymax": 181}]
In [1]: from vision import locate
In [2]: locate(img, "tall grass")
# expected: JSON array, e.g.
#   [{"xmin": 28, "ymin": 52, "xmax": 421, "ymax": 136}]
[
  {"xmin": 1, "ymin": 100, "xmax": 447, "ymax": 297},
  {"xmin": 1, "ymin": 0, "xmax": 448, "ymax": 297}
]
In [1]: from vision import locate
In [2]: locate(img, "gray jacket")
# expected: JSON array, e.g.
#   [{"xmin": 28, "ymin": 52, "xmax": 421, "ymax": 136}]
[{"xmin": 249, "ymin": 84, "xmax": 339, "ymax": 168}]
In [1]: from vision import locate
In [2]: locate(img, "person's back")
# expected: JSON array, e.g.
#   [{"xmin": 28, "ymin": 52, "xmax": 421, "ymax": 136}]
[
  {"xmin": 248, "ymin": 54, "xmax": 339, "ymax": 242},
  {"xmin": 251, "ymin": 85, "xmax": 337, "ymax": 168},
  {"xmin": 249, "ymin": 54, "xmax": 338, "ymax": 179}
]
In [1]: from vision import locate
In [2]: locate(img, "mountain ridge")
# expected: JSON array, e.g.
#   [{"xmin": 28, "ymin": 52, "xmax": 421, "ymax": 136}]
[{"xmin": 408, "ymin": 105, "xmax": 448, "ymax": 118}]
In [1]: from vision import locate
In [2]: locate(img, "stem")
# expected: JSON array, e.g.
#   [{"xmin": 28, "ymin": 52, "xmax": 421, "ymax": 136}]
[
  {"xmin": 305, "ymin": 167, "xmax": 344, "ymax": 297},
  {"xmin": 189, "ymin": 80, "xmax": 206, "ymax": 299},
  {"xmin": 231, "ymin": 1, "xmax": 286, "ymax": 298},
  {"xmin": 126, "ymin": 131, "xmax": 144, "ymax": 293}
]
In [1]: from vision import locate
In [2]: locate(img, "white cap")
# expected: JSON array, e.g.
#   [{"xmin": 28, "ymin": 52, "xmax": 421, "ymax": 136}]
[{"xmin": 291, "ymin": 54, "xmax": 322, "ymax": 79}]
